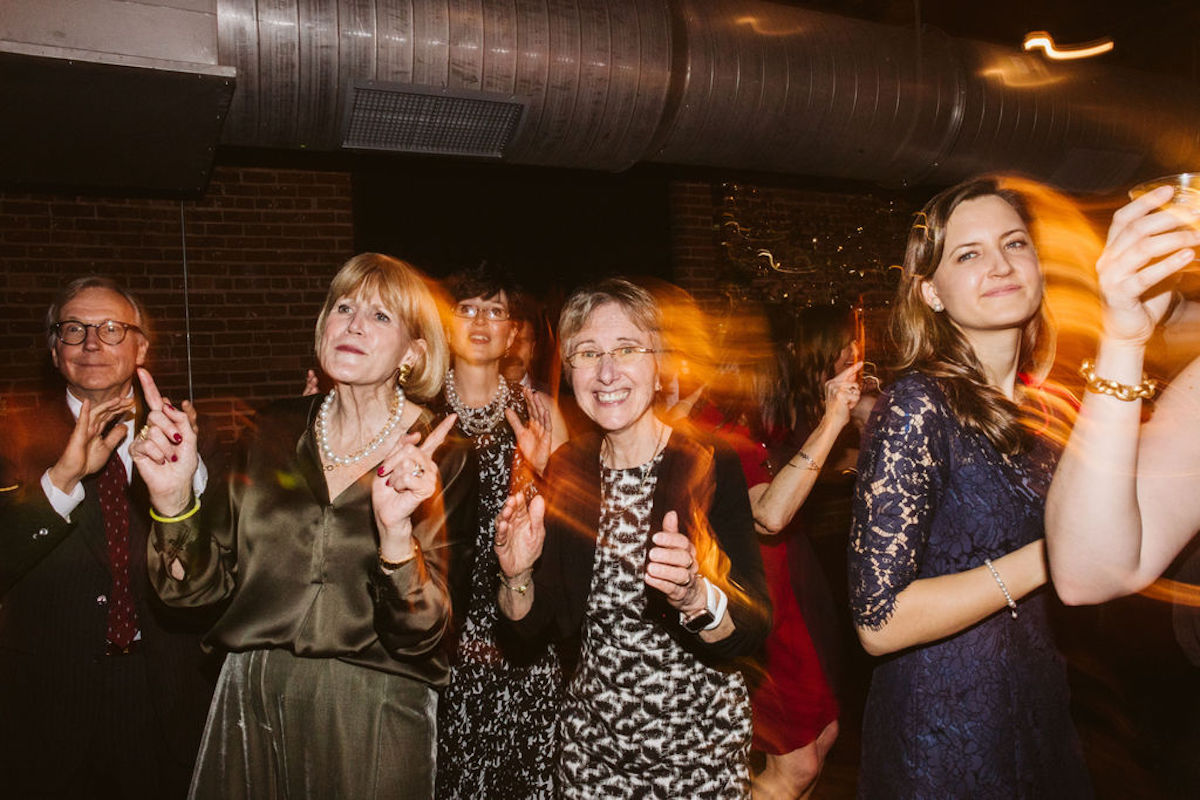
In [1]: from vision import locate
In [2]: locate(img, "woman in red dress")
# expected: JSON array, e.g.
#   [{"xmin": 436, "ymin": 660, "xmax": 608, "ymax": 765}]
[{"xmin": 695, "ymin": 306, "xmax": 865, "ymax": 799}]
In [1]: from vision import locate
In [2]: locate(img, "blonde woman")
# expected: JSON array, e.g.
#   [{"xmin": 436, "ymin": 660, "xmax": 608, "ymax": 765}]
[{"xmin": 134, "ymin": 254, "xmax": 474, "ymax": 799}]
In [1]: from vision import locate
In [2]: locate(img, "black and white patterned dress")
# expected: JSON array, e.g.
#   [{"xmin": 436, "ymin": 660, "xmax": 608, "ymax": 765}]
[
  {"xmin": 436, "ymin": 384, "xmax": 562, "ymax": 799},
  {"xmin": 558, "ymin": 454, "xmax": 753, "ymax": 799}
]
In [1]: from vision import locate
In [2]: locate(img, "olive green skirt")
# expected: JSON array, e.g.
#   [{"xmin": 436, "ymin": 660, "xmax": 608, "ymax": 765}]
[{"xmin": 190, "ymin": 649, "xmax": 437, "ymax": 800}]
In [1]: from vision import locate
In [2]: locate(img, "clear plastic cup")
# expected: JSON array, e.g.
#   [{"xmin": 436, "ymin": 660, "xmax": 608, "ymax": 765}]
[
  {"xmin": 1129, "ymin": 173, "xmax": 1200, "ymax": 267},
  {"xmin": 1129, "ymin": 173, "xmax": 1200, "ymax": 208}
]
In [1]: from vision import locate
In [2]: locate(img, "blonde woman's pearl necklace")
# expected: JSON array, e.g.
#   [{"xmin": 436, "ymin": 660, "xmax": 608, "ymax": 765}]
[{"xmin": 316, "ymin": 385, "xmax": 405, "ymax": 472}]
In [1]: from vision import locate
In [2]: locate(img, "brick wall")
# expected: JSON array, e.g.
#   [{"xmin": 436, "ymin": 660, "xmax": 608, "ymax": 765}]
[
  {"xmin": 2, "ymin": 163, "xmax": 915, "ymax": 440},
  {"xmin": 0, "ymin": 166, "xmax": 353, "ymax": 441},
  {"xmin": 669, "ymin": 180, "xmax": 723, "ymax": 307}
]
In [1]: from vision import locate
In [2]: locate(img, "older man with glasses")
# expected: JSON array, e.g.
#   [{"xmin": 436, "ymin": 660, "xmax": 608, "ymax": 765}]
[{"xmin": 0, "ymin": 276, "xmax": 214, "ymax": 800}]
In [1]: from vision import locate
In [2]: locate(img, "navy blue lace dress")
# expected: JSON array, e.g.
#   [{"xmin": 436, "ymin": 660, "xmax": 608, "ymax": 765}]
[{"xmin": 849, "ymin": 373, "xmax": 1091, "ymax": 800}]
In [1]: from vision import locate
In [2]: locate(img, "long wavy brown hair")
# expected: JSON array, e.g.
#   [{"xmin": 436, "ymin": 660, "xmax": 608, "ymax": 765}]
[{"xmin": 891, "ymin": 177, "xmax": 1053, "ymax": 455}]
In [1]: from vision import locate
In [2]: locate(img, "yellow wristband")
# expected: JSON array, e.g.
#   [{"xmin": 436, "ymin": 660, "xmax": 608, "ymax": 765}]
[{"xmin": 150, "ymin": 496, "xmax": 201, "ymax": 524}]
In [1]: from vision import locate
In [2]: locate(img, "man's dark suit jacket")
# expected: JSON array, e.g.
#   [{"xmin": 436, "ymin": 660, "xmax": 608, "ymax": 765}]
[{"xmin": 0, "ymin": 393, "xmax": 216, "ymax": 798}]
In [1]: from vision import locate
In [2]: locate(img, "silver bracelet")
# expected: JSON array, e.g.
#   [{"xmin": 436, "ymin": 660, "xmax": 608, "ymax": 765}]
[
  {"xmin": 785, "ymin": 449, "xmax": 820, "ymax": 471},
  {"xmin": 983, "ymin": 558, "xmax": 1018, "ymax": 619}
]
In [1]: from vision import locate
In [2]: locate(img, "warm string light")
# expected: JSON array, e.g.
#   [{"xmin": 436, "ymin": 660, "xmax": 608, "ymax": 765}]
[{"xmin": 716, "ymin": 182, "xmax": 909, "ymax": 308}]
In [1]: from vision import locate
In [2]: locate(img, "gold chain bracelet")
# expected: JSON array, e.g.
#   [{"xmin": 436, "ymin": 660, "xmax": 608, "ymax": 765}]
[
  {"xmin": 379, "ymin": 540, "xmax": 420, "ymax": 571},
  {"xmin": 1079, "ymin": 359, "xmax": 1158, "ymax": 402}
]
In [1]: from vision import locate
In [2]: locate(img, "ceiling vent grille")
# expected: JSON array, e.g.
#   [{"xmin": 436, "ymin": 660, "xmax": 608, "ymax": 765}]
[{"xmin": 341, "ymin": 82, "xmax": 525, "ymax": 158}]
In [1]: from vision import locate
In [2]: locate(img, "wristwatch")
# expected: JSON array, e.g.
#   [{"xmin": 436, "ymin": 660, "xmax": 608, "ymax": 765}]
[
  {"xmin": 681, "ymin": 607, "xmax": 715, "ymax": 634},
  {"xmin": 679, "ymin": 577, "xmax": 727, "ymax": 634}
]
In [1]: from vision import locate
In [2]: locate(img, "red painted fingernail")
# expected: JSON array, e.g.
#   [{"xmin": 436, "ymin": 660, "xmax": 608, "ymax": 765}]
[
  {"xmin": 377, "ymin": 466, "xmax": 386, "ymax": 476},
  {"xmin": 165, "ymin": 402, "xmax": 175, "ymax": 410},
  {"xmin": 173, "ymin": 433, "xmax": 182, "ymax": 444},
  {"xmin": 171, "ymin": 454, "xmax": 178, "ymax": 462}
]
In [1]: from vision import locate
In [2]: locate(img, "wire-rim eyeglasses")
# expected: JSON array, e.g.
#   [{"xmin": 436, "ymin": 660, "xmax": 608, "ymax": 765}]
[{"xmin": 565, "ymin": 346, "xmax": 658, "ymax": 370}]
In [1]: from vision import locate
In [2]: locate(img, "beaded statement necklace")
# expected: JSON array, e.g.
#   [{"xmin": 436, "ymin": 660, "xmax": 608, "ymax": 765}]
[
  {"xmin": 444, "ymin": 368, "xmax": 510, "ymax": 436},
  {"xmin": 315, "ymin": 385, "xmax": 405, "ymax": 472}
]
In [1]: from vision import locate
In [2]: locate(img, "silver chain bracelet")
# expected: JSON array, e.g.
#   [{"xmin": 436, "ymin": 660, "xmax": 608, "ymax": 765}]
[{"xmin": 984, "ymin": 558, "xmax": 1018, "ymax": 619}]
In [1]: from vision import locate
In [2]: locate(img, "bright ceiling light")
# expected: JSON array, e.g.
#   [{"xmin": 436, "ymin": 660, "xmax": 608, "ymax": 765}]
[{"xmin": 1023, "ymin": 30, "xmax": 1114, "ymax": 60}]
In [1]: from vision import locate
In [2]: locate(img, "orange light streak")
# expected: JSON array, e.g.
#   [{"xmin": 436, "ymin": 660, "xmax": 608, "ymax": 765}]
[
  {"xmin": 1023, "ymin": 30, "xmax": 1114, "ymax": 60},
  {"xmin": 734, "ymin": 16, "xmax": 805, "ymax": 37},
  {"xmin": 1139, "ymin": 577, "xmax": 1200, "ymax": 608}
]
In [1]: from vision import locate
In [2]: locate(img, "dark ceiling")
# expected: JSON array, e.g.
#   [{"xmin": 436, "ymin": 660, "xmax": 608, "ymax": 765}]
[{"xmin": 790, "ymin": 0, "xmax": 1198, "ymax": 82}]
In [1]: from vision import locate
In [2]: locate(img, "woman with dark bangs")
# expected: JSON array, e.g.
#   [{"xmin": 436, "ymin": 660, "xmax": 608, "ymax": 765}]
[
  {"xmin": 433, "ymin": 262, "xmax": 564, "ymax": 799},
  {"xmin": 848, "ymin": 179, "xmax": 1091, "ymax": 798}
]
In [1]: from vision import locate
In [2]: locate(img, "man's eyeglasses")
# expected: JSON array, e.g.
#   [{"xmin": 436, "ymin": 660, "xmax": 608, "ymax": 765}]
[
  {"xmin": 452, "ymin": 303, "xmax": 509, "ymax": 322},
  {"xmin": 565, "ymin": 346, "xmax": 657, "ymax": 370},
  {"xmin": 53, "ymin": 319, "xmax": 142, "ymax": 346}
]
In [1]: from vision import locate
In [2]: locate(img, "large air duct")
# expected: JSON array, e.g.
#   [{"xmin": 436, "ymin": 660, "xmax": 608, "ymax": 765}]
[
  {"xmin": 6, "ymin": 0, "xmax": 1196, "ymax": 193},
  {"xmin": 648, "ymin": 1, "xmax": 1195, "ymax": 191},
  {"xmin": 216, "ymin": 0, "xmax": 675, "ymax": 171},
  {"xmin": 215, "ymin": 0, "xmax": 1200, "ymax": 191}
]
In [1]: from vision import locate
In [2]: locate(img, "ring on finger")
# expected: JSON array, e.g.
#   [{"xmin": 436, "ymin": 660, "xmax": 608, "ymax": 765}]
[
  {"xmin": 411, "ymin": 465, "xmax": 425, "ymax": 478},
  {"xmin": 137, "ymin": 424, "xmax": 152, "ymax": 440}
]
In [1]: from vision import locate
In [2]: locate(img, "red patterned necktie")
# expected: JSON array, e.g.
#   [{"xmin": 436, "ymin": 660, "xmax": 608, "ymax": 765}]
[{"xmin": 97, "ymin": 452, "xmax": 139, "ymax": 650}]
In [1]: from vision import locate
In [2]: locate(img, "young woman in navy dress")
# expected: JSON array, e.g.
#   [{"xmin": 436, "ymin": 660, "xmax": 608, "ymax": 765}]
[{"xmin": 849, "ymin": 178, "xmax": 1091, "ymax": 799}]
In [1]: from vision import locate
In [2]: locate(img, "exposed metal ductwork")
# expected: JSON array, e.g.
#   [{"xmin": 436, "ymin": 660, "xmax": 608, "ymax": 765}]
[
  {"xmin": 216, "ymin": 0, "xmax": 675, "ymax": 171},
  {"xmin": 212, "ymin": 0, "xmax": 1200, "ymax": 192},
  {"xmin": 647, "ymin": 2, "xmax": 1197, "ymax": 191},
  {"xmin": 4, "ymin": 1, "xmax": 1199, "ymax": 193}
]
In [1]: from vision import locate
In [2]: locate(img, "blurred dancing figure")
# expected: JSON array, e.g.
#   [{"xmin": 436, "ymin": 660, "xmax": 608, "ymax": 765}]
[
  {"xmin": 727, "ymin": 307, "xmax": 861, "ymax": 800},
  {"xmin": 135, "ymin": 254, "xmax": 475, "ymax": 799},
  {"xmin": 1047, "ymin": 184, "xmax": 1200, "ymax": 603},
  {"xmin": 681, "ymin": 303, "xmax": 859, "ymax": 796},
  {"xmin": 849, "ymin": 179, "xmax": 1091, "ymax": 798},
  {"xmin": 495, "ymin": 278, "xmax": 770, "ymax": 799}
]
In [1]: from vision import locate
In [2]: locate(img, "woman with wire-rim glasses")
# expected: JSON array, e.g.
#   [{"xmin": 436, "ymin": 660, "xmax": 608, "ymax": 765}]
[{"xmin": 494, "ymin": 278, "xmax": 769, "ymax": 799}]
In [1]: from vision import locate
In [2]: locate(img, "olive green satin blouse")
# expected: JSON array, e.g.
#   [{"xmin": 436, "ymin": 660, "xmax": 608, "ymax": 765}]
[{"xmin": 147, "ymin": 395, "xmax": 477, "ymax": 686}]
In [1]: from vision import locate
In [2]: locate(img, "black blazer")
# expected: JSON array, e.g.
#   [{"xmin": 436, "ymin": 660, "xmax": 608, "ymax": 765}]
[
  {"xmin": 0, "ymin": 393, "xmax": 216, "ymax": 780},
  {"xmin": 505, "ymin": 425, "xmax": 771, "ymax": 666}
]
